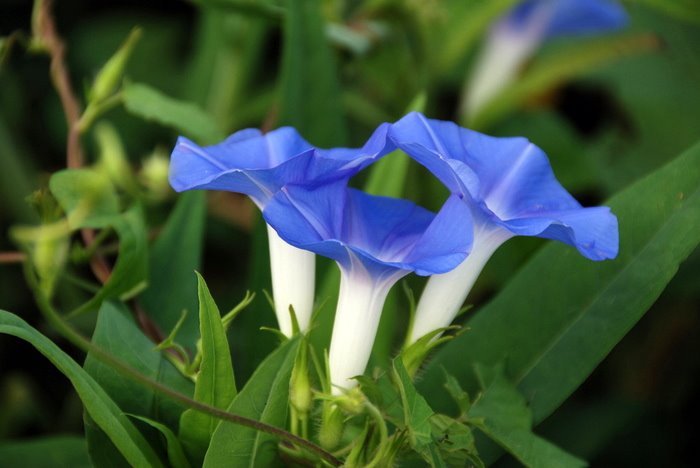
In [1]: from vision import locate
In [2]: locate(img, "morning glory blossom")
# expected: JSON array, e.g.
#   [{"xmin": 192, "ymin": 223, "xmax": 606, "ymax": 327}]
[
  {"xmin": 388, "ymin": 112, "xmax": 619, "ymax": 344},
  {"xmin": 463, "ymin": 0, "xmax": 628, "ymax": 117},
  {"xmin": 169, "ymin": 126, "xmax": 393, "ymax": 336},
  {"xmin": 262, "ymin": 180, "xmax": 472, "ymax": 392}
]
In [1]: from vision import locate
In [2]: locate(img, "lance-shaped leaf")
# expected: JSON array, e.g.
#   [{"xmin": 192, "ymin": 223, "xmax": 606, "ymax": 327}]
[
  {"xmin": 179, "ymin": 273, "xmax": 237, "ymax": 463},
  {"xmin": 203, "ymin": 337, "xmax": 300, "ymax": 467}
]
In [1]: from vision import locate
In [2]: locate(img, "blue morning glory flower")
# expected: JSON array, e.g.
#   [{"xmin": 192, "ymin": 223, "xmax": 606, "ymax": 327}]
[
  {"xmin": 505, "ymin": 0, "xmax": 628, "ymax": 40},
  {"xmin": 388, "ymin": 112, "xmax": 619, "ymax": 343},
  {"xmin": 262, "ymin": 179, "xmax": 472, "ymax": 391},
  {"xmin": 464, "ymin": 0, "xmax": 628, "ymax": 117},
  {"xmin": 169, "ymin": 126, "xmax": 394, "ymax": 337}
]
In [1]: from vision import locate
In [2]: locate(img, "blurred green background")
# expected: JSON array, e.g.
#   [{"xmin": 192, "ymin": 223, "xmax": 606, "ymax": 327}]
[{"xmin": 1, "ymin": 0, "xmax": 699, "ymax": 466}]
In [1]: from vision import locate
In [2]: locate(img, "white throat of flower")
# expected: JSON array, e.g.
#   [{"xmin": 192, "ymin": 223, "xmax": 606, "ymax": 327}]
[
  {"xmin": 266, "ymin": 224, "xmax": 316, "ymax": 337},
  {"xmin": 329, "ymin": 255, "xmax": 405, "ymax": 394},
  {"xmin": 408, "ymin": 226, "xmax": 512, "ymax": 344}
]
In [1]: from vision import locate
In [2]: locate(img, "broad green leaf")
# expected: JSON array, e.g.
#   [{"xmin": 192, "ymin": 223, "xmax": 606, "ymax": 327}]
[
  {"xmin": 129, "ymin": 415, "xmax": 191, "ymax": 468},
  {"xmin": 68, "ymin": 206, "xmax": 149, "ymax": 316},
  {"xmin": 179, "ymin": 273, "xmax": 237, "ymax": 462},
  {"xmin": 203, "ymin": 337, "xmax": 300, "ymax": 467},
  {"xmin": 278, "ymin": 0, "xmax": 346, "ymax": 146},
  {"xmin": 49, "ymin": 169, "xmax": 119, "ymax": 227},
  {"xmin": 420, "ymin": 140, "xmax": 700, "ymax": 425},
  {"xmin": 122, "ymin": 82, "xmax": 224, "ymax": 144},
  {"xmin": 0, "ymin": 436, "xmax": 90, "ymax": 468},
  {"xmin": 140, "ymin": 191, "xmax": 206, "ymax": 348},
  {"xmin": 84, "ymin": 302, "xmax": 193, "ymax": 428},
  {"xmin": 0, "ymin": 310, "xmax": 163, "ymax": 467},
  {"xmin": 392, "ymin": 358, "xmax": 433, "ymax": 450},
  {"xmin": 467, "ymin": 365, "xmax": 585, "ymax": 468},
  {"xmin": 83, "ymin": 302, "xmax": 194, "ymax": 465},
  {"xmin": 49, "ymin": 170, "xmax": 148, "ymax": 312},
  {"xmin": 470, "ymin": 34, "xmax": 660, "ymax": 130}
]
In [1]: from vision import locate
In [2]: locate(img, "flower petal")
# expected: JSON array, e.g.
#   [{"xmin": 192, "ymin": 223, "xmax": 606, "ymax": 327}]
[
  {"xmin": 262, "ymin": 180, "xmax": 472, "ymax": 279},
  {"xmin": 169, "ymin": 125, "xmax": 394, "ymax": 207},
  {"xmin": 389, "ymin": 112, "xmax": 619, "ymax": 261}
]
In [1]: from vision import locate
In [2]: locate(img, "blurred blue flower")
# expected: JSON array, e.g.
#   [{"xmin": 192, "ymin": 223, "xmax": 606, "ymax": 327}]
[
  {"xmin": 263, "ymin": 180, "xmax": 472, "ymax": 391},
  {"xmin": 464, "ymin": 0, "xmax": 627, "ymax": 117},
  {"xmin": 389, "ymin": 112, "xmax": 619, "ymax": 343},
  {"xmin": 169, "ymin": 126, "xmax": 394, "ymax": 337},
  {"xmin": 505, "ymin": 0, "xmax": 628, "ymax": 39}
]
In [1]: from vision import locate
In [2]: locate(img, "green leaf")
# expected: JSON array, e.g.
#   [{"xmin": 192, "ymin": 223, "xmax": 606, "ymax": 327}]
[
  {"xmin": 179, "ymin": 273, "xmax": 237, "ymax": 462},
  {"xmin": 467, "ymin": 365, "xmax": 585, "ymax": 468},
  {"xmin": 140, "ymin": 191, "xmax": 206, "ymax": 349},
  {"xmin": 129, "ymin": 415, "xmax": 192, "ymax": 468},
  {"xmin": 50, "ymin": 169, "xmax": 119, "ymax": 227},
  {"xmin": 278, "ymin": 0, "xmax": 346, "ymax": 146},
  {"xmin": 122, "ymin": 82, "xmax": 224, "ymax": 144},
  {"xmin": 429, "ymin": 414, "xmax": 482, "ymax": 468},
  {"xmin": 82, "ymin": 302, "xmax": 194, "ymax": 465},
  {"xmin": 84, "ymin": 302, "xmax": 193, "ymax": 428},
  {"xmin": 629, "ymin": 0, "xmax": 700, "ymax": 25},
  {"xmin": 69, "ymin": 206, "xmax": 149, "ymax": 316},
  {"xmin": 0, "ymin": 436, "xmax": 91, "ymax": 468},
  {"xmin": 470, "ymin": 34, "xmax": 661, "ymax": 130},
  {"xmin": 392, "ymin": 358, "xmax": 433, "ymax": 450},
  {"xmin": 443, "ymin": 372, "xmax": 471, "ymax": 417},
  {"xmin": 203, "ymin": 337, "xmax": 300, "ymax": 467},
  {"xmin": 0, "ymin": 310, "xmax": 163, "ymax": 467},
  {"xmin": 420, "ymin": 140, "xmax": 700, "ymax": 425}
]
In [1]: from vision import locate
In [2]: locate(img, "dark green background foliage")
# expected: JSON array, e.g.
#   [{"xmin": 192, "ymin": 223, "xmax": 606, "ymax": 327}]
[{"xmin": 1, "ymin": 0, "xmax": 699, "ymax": 466}]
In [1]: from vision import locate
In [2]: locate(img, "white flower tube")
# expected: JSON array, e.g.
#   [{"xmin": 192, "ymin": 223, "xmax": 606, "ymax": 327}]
[
  {"xmin": 328, "ymin": 267, "xmax": 398, "ymax": 394},
  {"xmin": 409, "ymin": 228, "xmax": 512, "ymax": 344},
  {"xmin": 266, "ymin": 224, "xmax": 315, "ymax": 337}
]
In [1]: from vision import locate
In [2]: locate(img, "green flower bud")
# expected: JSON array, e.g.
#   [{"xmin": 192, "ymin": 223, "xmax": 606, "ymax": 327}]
[
  {"xmin": 139, "ymin": 149, "xmax": 171, "ymax": 201},
  {"xmin": 89, "ymin": 27, "xmax": 141, "ymax": 104},
  {"xmin": 95, "ymin": 122, "xmax": 136, "ymax": 193},
  {"xmin": 318, "ymin": 403, "xmax": 345, "ymax": 451},
  {"xmin": 289, "ymin": 345, "xmax": 312, "ymax": 414}
]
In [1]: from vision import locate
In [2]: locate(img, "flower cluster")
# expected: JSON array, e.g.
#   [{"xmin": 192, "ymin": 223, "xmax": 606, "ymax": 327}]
[{"xmin": 169, "ymin": 112, "xmax": 618, "ymax": 393}]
